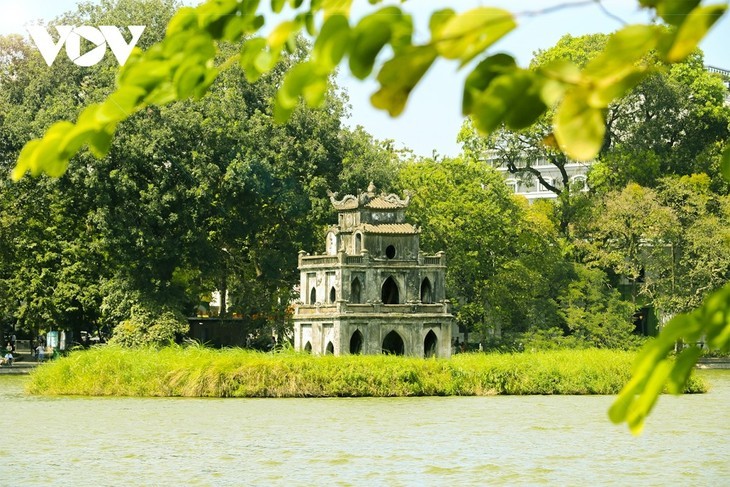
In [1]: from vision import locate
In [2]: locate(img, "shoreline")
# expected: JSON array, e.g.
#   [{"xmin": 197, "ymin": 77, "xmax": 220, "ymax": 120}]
[
  {"xmin": 5, "ymin": 353, "xmax": 729, "ymax": 378},
  {"xmin": 21, "ymin": 347, "xmax": 709, "ymax": 397}
]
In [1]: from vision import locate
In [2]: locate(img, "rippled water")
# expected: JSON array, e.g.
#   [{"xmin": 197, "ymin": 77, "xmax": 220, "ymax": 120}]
[{"xmin": 1, "ymin": 371, "xmax": 728, "ymax": 485}]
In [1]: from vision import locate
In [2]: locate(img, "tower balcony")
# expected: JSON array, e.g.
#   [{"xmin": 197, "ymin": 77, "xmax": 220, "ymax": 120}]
[
  {"xmin": 298, "ymin": 250, "xmax": 446, "ymax": 269},
  {"xmin": 294, "ymin": 301, "xmax": 451, "ymax": 316}
]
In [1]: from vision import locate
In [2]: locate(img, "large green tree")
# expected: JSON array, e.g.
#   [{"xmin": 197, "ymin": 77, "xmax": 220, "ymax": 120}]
[{"xmin": 0, "ymin": 0, "xmax": 397, "ymax": 343}]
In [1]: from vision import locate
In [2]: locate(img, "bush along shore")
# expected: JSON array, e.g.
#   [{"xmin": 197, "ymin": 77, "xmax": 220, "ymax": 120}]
[{"xmin": 25, "ymin": 346, "xmax": 707, "ymax": 398}]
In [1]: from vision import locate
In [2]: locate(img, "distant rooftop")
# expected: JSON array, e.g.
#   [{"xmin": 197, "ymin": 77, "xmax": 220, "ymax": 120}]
[{"xmin": 706, "ymin": 65, "xmax": 730, "ymax": 78}]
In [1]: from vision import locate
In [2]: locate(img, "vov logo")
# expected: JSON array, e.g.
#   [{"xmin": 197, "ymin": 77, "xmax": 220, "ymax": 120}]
[{"xmin": 27, "ymin": 25, "xmax": 146, "ymax": 67}]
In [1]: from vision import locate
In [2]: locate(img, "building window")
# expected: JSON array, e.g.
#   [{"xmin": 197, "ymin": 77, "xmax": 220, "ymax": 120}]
[
  {"xmin": 571, "ymin": 175, "xmax": 588, "ymax": 192},
  {"xmin": 505, "ymin": 179, "xmax": 518, "ymax": 193},
  {"xmin": 420, "ymin": 277, "xmax": 433, "ymax": 304},
  {"xmin": 310, "ymin": 287, "xmax": 317, "ymax": 304},
  {"xmin": 538, "ymin": 177, "xmax": 555, "ymax": 192},
  {"xmin": 424, "ymin": 330, "xmax": 438, "ymax": 358},
  {"xmin": 355, "ymin": 233, "xmax": 362, "ymax": 254},
  {"xmin": 381, "ymin": 276, "xmax": 399, "ymax": 304},
  {"xmin": 385, "ymin": 245, "xmax": 396, "ymax": 259},
  {"xmin": 304, "ymin": 342, "xmax": 312, "ymax": 353},
  {"xmin": 350, "ymin": 330, "xmax": 363, "ymax": 354},
  {"xmin": 325, "ymin": 341, "xmax": 334, "ymax": 354},
  {"xmin": 329, "ymin": 286, "xmax": 336, "ymax": 303},
  {"xmin": 350, "ymin": 278, "xmax": 362, "ymax": 304},
  {"xmin": 382, "ymin": 330, "xmax": 404, "ymax": 355},
  {"xmin": 326, "ymin": 231, "xmax": 337, "ymax": 255}
]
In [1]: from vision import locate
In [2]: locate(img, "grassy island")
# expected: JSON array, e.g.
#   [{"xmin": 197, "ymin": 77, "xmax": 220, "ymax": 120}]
[{"xmin": 26, "ymin": 346, "xmax": 707, "ymax": 397}]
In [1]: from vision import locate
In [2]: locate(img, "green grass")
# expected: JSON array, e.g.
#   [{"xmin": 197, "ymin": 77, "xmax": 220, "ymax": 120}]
[{"xmin": 25, "ymin": 346, "xmax": 708, "ymax": 397}]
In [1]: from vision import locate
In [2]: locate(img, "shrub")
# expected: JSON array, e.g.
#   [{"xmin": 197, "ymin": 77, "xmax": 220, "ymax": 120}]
[{"xmin": 109, "ymin": 304, "xmax": 189, "ymax": 347}]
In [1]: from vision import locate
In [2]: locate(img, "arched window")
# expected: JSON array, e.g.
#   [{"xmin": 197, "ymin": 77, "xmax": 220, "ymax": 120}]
[
  {"xmin": 329, "ymin": 286, "xmax": 336, "ymax": 303},
  {"xmin": 350, "ymin": 330, "xmax": 363, "ymax": 354},
  {"xmin": 539, "ymin": 177, "xmax": 555, "ymax": 192},
  {"xmin": 424, "ymin": 330, "xmax": 438, "ymax": 358},
  {"xmin": 309, "ymin": 287, "xmax": 317, "ymax": 304},
  {"xmin": 571, "ymin": 175, "xmax": 588, "ymax": 192},
  {"xmin": 382, "ymin": 330, "xmax": 404, "ymax": 355},
  {"xmin": 381, "ymin": 276, "xmax": 399, "ymax": 304},
  {"xmin": 355, "ymin": 233, "xmax": 362, "ymax": 254},
  {"xmin": 350, "ymin": 278, "xmax": 361, "ymax": 304},
  {"xmin": 325, "ymin": 341, "xmax": 334, "ymax": 355},
  {"xmin": 420, "ymin": 277, "xmax": 433, "ymax": 304},
  {"xmin": 304, "ymin": 342, "xmax": 312, "ymax": 353},
  {"xmin": 385, "ymin": 245, "xmax": 396, "ymax": 259}
]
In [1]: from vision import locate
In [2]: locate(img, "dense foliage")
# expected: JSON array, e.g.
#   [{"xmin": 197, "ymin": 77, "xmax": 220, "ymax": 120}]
[{"xmin": 0, "ymin": 0, "xmax": 400, "ymax": 343}]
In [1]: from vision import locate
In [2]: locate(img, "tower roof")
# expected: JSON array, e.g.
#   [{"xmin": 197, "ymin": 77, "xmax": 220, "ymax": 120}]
[
  {"xmin": 362, "ymin": 223, "xmax": 419, "ymax": 234},
  {"xmin": 327, "ymin": 183, "xmax": 410, "ymax": 211}
]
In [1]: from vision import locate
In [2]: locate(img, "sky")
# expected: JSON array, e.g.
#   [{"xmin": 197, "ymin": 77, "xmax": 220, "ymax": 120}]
[{"xmin": 1, "ymin": 0, "xmax": 728, "ymax": 157}]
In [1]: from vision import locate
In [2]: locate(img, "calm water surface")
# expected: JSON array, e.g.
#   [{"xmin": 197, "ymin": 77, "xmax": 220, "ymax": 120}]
[{"xmin": 1, "ymin": 371, "xmax": 728, "ymax": 485}]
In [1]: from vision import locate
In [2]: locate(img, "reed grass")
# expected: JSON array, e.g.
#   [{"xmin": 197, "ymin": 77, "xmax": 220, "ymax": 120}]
[{"xmin": 25, "ymin": 346, "xmax": 707, "ymax": 397}]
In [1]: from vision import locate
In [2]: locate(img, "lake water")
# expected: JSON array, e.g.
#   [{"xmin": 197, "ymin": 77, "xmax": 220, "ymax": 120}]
[{"xmin": 1, "ymin": 371, "xmax": 728, "ymax": 485}]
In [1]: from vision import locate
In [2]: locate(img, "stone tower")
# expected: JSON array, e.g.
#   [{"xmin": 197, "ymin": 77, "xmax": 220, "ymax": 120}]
[{"xmin": 292, "ymin": 184, "xmax": 453, "ymax": 357}]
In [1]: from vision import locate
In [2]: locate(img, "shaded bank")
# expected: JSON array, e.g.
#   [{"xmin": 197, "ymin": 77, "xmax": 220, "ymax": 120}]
[{"xmin": 26, "ymin": 346, "xmax": 707, "ymax": 397}]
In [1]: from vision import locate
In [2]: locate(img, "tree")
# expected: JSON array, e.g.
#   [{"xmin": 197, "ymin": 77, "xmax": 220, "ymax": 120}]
[
  {"xmin": 558, "ymin": 264, "xmax": 640, "ymax": 349},
  {"xmin": 398, "ymin": 157, "xmax": 580, "ymax": 345},
  {"xmin": 461, "ymin": 32, "xmax": 730, "ymax": 233},
  {"xmin": 8, "ymin": 0, "xmax": 730, "ymax": 433},
  {"xmin": 591, "ymin": 52, "xmax": 730, "ymax": 192},
  {"xmin": 653, "ymin": 174, "xmax": 730, "ymax": 315},
  {"xmin": 578, "ymin": 183, "xmax": 679, "ymax": 306},
  {"xmin": 398, "ymin": 157, "xmax": 523, "ymax": 340},
  {"xmin": 0, "ymin": 0, "xmax": 398, "ymax": 345}
]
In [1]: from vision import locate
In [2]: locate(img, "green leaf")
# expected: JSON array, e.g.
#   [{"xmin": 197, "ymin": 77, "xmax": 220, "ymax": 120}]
[
  {"xmin": 313, "ymin": 14, "xmax": 350, "ymax": 70},
  {"xmin": 463, "ymin": 53, "xmax": 516, "ymax": 115},
  {"xmin": 11, "ymin": 139, "xmax": 42, "ymax": 181},
  {"xmin": 371, "ymin": 45, "xmax": 437, "ymax": 116},
  {"xmin": 96, "ymin": 86, "xmax": 146, "ymax": 124},
  {"xmin": 275, "ymin": 62, "xmax": 328, "ymax": 122},
  {"xmin": 118, "ymin": 60, "xmax": 172, "ymax": 92},
  {"xmin": 585, "ymin": 25, "xmax": 659, "ymax": 79},
  {"xmin": 221, "ymin": 15, "xmax": 247, "ymax": 42},
  {"xmin": 537, "ymin": 60, "xmax": 581, "ymax": 106},
  {"xmin": 580, "ymin": 25, "xmax": 660, "ymax": 108},
  {"xmin": 31, "ymin": 122, "xmax": 75, "ymax": 177},
  {"xmin": 664, "ymin": 4, "xmax": 727, "ymax": 62},
  {"xmin": 173, "ymin": 60, "xmax": 206, "ymax": 99},
  {"xmin": 434, "ymin": 7, "xmax": 516, "ymax": 65},
  {"xmin": 58, "ymin": 106, "xmax": 101, "ymax": 159},
  {"xmin": 268, "ymin": 20, "xmax": 299, "ymax": 50},
  {"xmin": 608, "ymin": 372, "xmax": 647, "ymax": 424},
  {"xmin": 469, "ymin": 69, "xmax": 547, "ymax": 133},
  {"xmin": 625, "ymin": 359, "xmax": 673, "ymax": 434},
  {"xmin": 588, "ymin": 69, "xmax": 649, "ymax": 108},
  {"xmin": 197, "ymin": 0, "xmax": 240, "ymax": 38},
  {"xmin": 271, "ymin": 0, "xmax": 286, "ymax": 13},
  {"xmin": 166, "ymin": 7, "xmax": 198, "ymax": 35},
  {"xmin": 348, "ymin": 8, "xmax": 397, "ymax": 79},
  {"xmin": 554, "ymin": 90, "xmax": 606, "ymax": 161},
  {"xmin": 429, "ymin": 9, "xmax": 455, "ymax": 38},
  {"xmin": 667, "ymin": 346, "xmax": 702, "ymax": 394},
  {"xmin": 653, "ymin": 0, "xmax": 701, "ymax": 26},
  {"xmin": 240, "ymin": 37, "xmax": 276, "ymax": 82},
  {"xmin": 194, "ymin": 67, "xmax": 219, "ymax": 100},
  {"xmin": 88, "ymin": 128, "xmax": 115, "ymax": 159},
  {"xmin": 539, "ymin": 59, "xmax": 582, "ymax": 85},
  {"xmin": 321, "ymin": 0, "xmax": 352, "ymax": 18}
]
